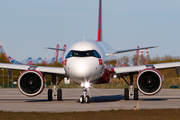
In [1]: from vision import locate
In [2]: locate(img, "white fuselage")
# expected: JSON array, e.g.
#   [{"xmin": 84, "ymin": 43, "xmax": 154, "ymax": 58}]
[{"xmin": 63, "ymin": 40, "xmax": 106, "ymax": 84}]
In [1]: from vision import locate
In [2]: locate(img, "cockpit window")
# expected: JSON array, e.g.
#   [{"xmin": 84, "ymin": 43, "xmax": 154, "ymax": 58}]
[{"xmin": 66, "ymin": 50, "xmax": 101, "ymax": 59}]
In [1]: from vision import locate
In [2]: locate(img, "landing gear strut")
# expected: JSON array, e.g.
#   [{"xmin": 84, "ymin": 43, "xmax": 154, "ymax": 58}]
[
  {"xmin": 121, "ymin": 73, "xmax": 139, "ymax": 100},
  {"xmin": 48, "ymin": 74, "xmax": 63, "ymax": 101},
  {"xmin": 80, "ymin": 85, "xmax": 90, "ymax": 103}
]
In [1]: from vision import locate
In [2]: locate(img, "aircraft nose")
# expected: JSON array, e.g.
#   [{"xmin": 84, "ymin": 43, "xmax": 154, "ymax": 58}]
[
  {"xmin": 74, "ymin": 65, "xmax": 91, "ymax": 78},
  {"xmin": 65, "ymin": 58, "xmax": 103, "ymax": 82}
]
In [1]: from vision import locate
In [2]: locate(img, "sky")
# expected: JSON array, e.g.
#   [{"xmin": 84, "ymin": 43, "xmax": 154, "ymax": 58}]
[{"xmin": 0, "ymin": 0, "xmax": 180, "ymax": 61}]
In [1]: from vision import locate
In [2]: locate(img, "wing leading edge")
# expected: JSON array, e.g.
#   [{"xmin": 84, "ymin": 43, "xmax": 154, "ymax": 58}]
[
  {"xmin": 0, "ymin": 63, "xmax": 65, "ymax": 75},
  {"xmin": 114, "ymin": 61, "xmax": 180, "ymax": 75}
]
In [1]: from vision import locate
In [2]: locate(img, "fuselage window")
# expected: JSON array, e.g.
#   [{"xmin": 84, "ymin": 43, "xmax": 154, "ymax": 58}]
[{"xmin": 66, "ymin": 50, "xmax": 101, "ymax": 59}]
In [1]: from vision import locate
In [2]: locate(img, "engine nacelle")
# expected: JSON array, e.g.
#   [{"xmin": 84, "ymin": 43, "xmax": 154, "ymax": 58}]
[
  {"xmin": 136, "ymin": 68, "xmax": 163, "ymax": 96},
  {"xmin": 18, "ymin": 70, "xmax": 45, "ymax": 97}
]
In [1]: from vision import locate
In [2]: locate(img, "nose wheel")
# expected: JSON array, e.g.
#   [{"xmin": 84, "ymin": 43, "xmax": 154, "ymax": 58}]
[
  {"xmin": 80, "ymin": 87, "xmax": 90, "ymax": 103},
  {"xmin": 80, "ymin": 95, "xmax": 90, "ymax": 103},
  {"xmin": 85, "ymin": 95, "xmax": 90, "ymax": 103},
  {"xmin": 80, "ymin": 95, "xmax": 84, "ymax": 103}
]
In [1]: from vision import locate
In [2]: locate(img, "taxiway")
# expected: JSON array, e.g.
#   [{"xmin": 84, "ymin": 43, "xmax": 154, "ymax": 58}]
[{"xmin": 0, "ymin": 88, "xmax": 180, "ymax": 112}]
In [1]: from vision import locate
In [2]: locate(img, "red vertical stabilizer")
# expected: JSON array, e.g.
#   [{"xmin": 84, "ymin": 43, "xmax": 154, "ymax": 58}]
[{"xmin": 96, "ymin": 0, "xmax": 102, "ymax": 42}]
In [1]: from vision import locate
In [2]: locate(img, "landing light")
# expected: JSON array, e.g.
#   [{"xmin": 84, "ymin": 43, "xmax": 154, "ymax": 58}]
[
  {"xmin": 85, "ymin": 82, "xmax": 90, "ymax": 88},
  {"xmin": 113, "ymin": 74, "xmax": 117, "ymax": 78},
  {"xmin": 81, "ymin": 82, "xmax": 91, "ymax": 88}
]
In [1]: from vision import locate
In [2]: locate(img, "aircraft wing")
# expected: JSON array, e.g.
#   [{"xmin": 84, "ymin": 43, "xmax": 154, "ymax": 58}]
[
  {"xmin": 114, "ymin": 62, "xmax": 180, "ymax": 75},
  {"xmin": 0, "ymin": 63, "xmax": 65, "ymax": 75}
]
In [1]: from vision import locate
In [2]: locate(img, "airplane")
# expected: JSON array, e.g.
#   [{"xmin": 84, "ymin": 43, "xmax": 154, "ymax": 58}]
[{"xmin": 1, "ymin": 0, "xmax": 180, "ymax": 103}]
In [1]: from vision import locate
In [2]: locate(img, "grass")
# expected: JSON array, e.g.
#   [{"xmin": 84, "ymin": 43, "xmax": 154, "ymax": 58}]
[{"xmin": 1, "ymin": 109, "xmax": 180, "ymax": 120}]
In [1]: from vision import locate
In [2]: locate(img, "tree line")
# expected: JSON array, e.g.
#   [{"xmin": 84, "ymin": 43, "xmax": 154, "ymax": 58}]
[{"xmin": 1, "ymin": 53, "xmax": 180, "ymax": 87}]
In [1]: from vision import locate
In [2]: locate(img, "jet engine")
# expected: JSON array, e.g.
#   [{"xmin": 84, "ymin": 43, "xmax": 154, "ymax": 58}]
[
  {"xmin": 136, "ymin": 68, "xmax": 163, "ymax": 95},
  {"xmin": 18, "ymin": 70, "xmax": 45, "ymax": 97}
]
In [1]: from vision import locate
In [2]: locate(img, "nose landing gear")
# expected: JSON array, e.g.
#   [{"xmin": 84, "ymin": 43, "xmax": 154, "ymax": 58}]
[{"xmin": 80, "ymin": 86, "xmax": 90, "ymax": 103}]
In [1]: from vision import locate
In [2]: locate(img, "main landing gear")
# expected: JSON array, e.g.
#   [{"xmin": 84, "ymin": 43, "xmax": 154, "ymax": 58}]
[
  {"xmin": 48, "ymin": 85, "xmax": 62, "ymax": 101},
  {"xmin": 48, "ymin": 74, "xmax": 62, "ymax": 101},
  {"xmin": 124, "ymin": 87, "xmax": 139, "ymax": 100},
  {"xmin": 121, "ymin": 73, "xmax": 139, "ymax": 100},
  {"xmin": 79, "ymin": 83, "xmax": 90, "ymax": 103}
]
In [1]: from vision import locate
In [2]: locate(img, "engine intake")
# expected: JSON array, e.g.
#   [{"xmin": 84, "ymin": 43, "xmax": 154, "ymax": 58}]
[
  {"xmin": 136, "ymin": 68, "xmax": 163, "ymax": 95},
  {"xmin": 18, "ymin": 70, "xmax": 45, "ymax": 97}
]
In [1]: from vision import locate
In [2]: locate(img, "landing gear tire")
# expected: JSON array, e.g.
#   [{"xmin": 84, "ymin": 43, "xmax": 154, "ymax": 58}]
[
  {"xmin": 80, "ymin": 95, "xmax": 84, "ymax": 103},
  {"xmin": 85, "ymin": 95, "xmax": 90, "ymax": 103},
  {"xmin": 48, "ymin": 89, "xmax": 53, "ymax": 101},
  {"xmin": 124, "ymin": 88, "xmax": 129, "ymax": 100},
  {"xmin": 57, "ymin": 89, "xmax": 62, "ymax": 101},
  {"xmin": 134, "ymin": 88, "xmax": 139, "ymax": 100}
]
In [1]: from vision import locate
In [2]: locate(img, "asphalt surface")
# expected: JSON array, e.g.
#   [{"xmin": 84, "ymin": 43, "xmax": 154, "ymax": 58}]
[{"xmin": 0, "ymin": 88, "xmax": 180, "ymax": 112}]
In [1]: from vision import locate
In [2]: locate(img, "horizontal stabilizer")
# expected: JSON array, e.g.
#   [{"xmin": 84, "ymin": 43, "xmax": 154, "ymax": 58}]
[
  {"xmin": 114, "ymin": 46, "xmax": 158, "ymax": 54},
  {"xmin": 45, "ymin": 47, "xmax": 66, "ymax": 51},
  {"xmin": 106, "ymin": 46, "xmax": 158, "ymax": 56}
]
